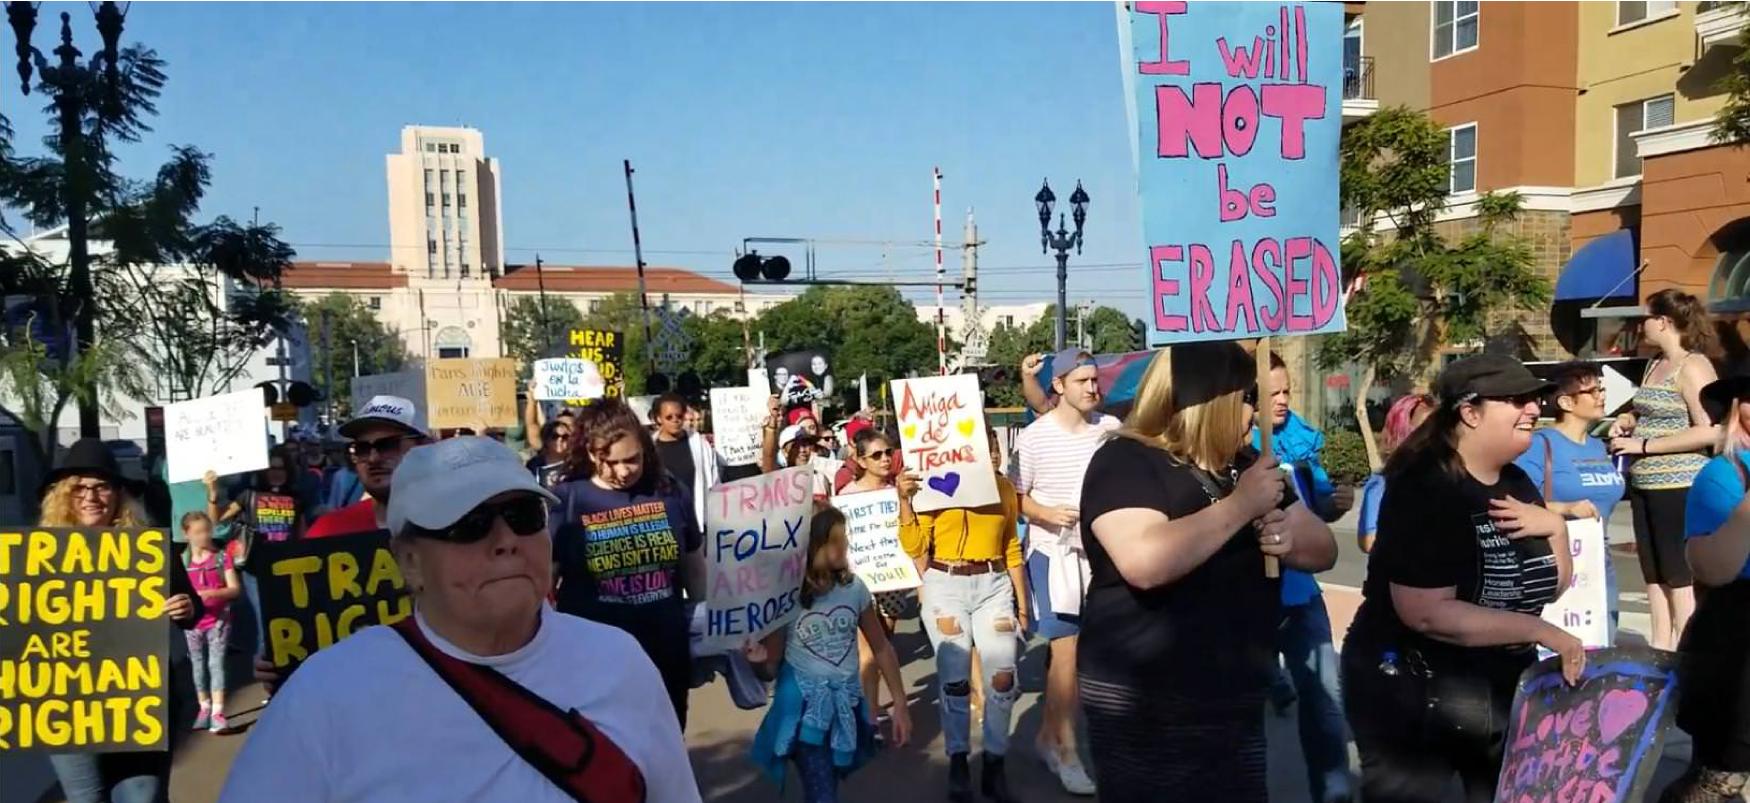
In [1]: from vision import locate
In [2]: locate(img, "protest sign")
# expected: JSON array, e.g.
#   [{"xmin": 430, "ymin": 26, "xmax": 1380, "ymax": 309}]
[
  {"xmin": 833, "ymin": 488, "xmax": 922, "ymax": 593},
  {"xmin": 163, "ymin": 388, "xmax": 270, "ymax": 484},
  {"xmin": 702, "ymin": 468, "xmax": 812, "ymax": 650},
  {"xmin": 254, "ymin": 530, "xmax": 410, "ymax": 672},
  {"xmin": 767, "ymin": 349, "xmax": 833, "ymax": 405},
  {"xmin": 1541, "ymin": 518, "xmax": 1612, "ymax": 650},
  {"xmin": 1496, "ymin": 647, "xmax": 1678, "ymax": 803},
  {"xmin": 251, "ymin": 493, "xmax": 299, "ymax": 544},
  {"xmin": 350, "ymin": 370, "xmax": 429, "ymax": 431},
  {"xmin": 1126, "ymin": 1, "xmax": 1345, "ymax": 345},
  {"xmin": 891, "ymin": 374, "xmax": 1000, "ymax": 512},
  {"xmin": 0, "ymin": 527, "xmax": 171, "ymax": 753},
  {"xmin": 426, "ymin": 358, "xmax": 518, "ymax": 431},
  {"xmin": 627, "ymin": 395, "xmax": 656, "ymax": 426},
  {"xmin": 531, "ymin": 358, "xmax": 606, "ymax": 402},
  {"xmin": 709, "ymin": 387, "xmax": 767, "ymax": 467},
  {"xmin": 567, "ymin": 328, "xmax": 624, "ymax": 400}
]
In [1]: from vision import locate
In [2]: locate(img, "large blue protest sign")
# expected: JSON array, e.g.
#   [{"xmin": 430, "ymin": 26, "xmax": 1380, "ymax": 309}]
[{"xmin": 1127, "ymin": 1, "xmax": 1345, "ymax": 346}]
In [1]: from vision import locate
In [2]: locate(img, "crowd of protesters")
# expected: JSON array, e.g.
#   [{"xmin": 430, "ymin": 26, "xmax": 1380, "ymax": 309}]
[{"xmin": 31, "ymin": 290, "xmax": 1750, "ymax": 803}]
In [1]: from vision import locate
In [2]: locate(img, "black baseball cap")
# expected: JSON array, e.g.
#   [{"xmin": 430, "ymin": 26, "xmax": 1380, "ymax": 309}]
[
  {"xmin": 1435, "ymin": 354, "xmax": 1555, "ymax": 409},
  {"xmin": 1701, "ymin": 370, "xmax": 1750, "ymax": 424}
]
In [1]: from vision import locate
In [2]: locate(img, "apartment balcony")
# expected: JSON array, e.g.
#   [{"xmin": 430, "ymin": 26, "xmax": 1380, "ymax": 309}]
[
  {"xmin": 1697, "ymin": 2, "xmax": 1747, "ymax": 51},
  {"xmin": 1342, "ymin": 56, "xmax": 1378, "ymax": 122}
]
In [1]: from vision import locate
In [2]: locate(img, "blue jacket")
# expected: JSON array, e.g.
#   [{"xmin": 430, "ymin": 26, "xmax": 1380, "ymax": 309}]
[{"xmin": 1250, "ymin": 411, "xmax": 1334, "ymax": 607}]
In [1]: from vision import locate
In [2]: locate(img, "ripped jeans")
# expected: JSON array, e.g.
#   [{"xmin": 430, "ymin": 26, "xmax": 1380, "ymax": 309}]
[{"xmin": 920, "ymin": 567, "xmax": 1021, "ymax": 757}]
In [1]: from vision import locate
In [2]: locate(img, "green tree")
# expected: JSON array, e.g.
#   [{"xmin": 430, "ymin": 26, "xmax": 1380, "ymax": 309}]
[
  {"xmin": 297, "ymin": 294, "xmax": 412, "ymax": 417},
  {"xmin": 1319, "ymin": 106, "xmax": 1550, "ymax": 383},
  {"xmin": 977, "ymin": 304, "xmax": 1142, "ymax": 407},
  {"xmin": 1713, "ymin": 10, "xmax": 1750, "ymax": 144},
  {"xmin": 501, "ymin": 295, "xmax": 588, "ymax": 381},
  {"xmin": 683, "ymin": 311, "xmax": 755, "ymax": 391}
]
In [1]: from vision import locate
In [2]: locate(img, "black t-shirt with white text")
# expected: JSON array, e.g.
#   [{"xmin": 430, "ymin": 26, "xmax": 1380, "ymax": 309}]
[
  {"xmin": 1348, "ymin": 460, "xmax": 1558, "ymax": 673},
  {"xmin": 1077, "ymin": 437, "xmax": 1294, "ymax": 695}
]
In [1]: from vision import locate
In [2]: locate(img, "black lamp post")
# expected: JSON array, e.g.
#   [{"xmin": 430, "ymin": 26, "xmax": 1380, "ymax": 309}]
[
  {"xmin": 1036, "ymin": 179, "xmax": 1089, "ymax": 351},
  {"xmin": 7, "ymin": 1, "xmax": 130, "ymax": 438}
]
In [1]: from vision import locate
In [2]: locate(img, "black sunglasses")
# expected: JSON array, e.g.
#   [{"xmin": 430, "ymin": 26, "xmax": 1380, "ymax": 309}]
[
  {"xmin": 1475, "ymin": 392, "xmax": 1545, "ymax": 408},
  {"xmin": 403, "ymin": 495, "xmax": 548, "ymax": 544},
  {"xmin": 862, "ymin": 447, "xmax": 894, "ymax": 461},
  {"xmin": 348, "ymin": 434, "xmax": 416, "ymax": 459}
]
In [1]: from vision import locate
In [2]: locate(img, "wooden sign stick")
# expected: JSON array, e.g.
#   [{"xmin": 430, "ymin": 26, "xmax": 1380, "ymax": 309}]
[{"xmin": 1257, "ymin": 337, "xmax": 1280, "ymax": 579}]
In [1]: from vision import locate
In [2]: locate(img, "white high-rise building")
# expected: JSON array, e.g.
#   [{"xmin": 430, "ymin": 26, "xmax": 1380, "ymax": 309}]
[{"xmin": 385, "ymin": 126, "xmax": 505, "ymax": 358}]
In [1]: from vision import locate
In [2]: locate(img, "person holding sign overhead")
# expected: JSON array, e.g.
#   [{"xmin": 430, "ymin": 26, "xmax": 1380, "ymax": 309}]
[
  {"xmin": 1342, "ymin": 355, "xmax": 1580, "ymax": 803},
  {"xmin": 1077, "ymin": 342, "xmax": 1335, "ymax": 803},
  {"xmin": 552, "ymin": 399, "xmax": 706, "ymax": 729},
  {"xmin": 1666, "ymin": 368, "xmax": 1750, "ymax": 802},
  {"xmin": 899, "ymin": 425, "xmax": 1027, "ymax": 803},
  {"xmin": 36, "ymin": 438, "xmax": 204, "ymax": 803},
  {"xmin": 222, "ymin": 437, "xmax": 700, "ymax": 803}
]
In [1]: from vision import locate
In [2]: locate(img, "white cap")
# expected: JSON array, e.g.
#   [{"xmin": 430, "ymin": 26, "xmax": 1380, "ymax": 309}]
[
  {"xmin": 340, "ymin": 395, "xmax": 429, "ymax": 439},
  {"xmin": 778, "ymin": 424, "xmax": 812, "ymax": 451},
  {"xmin": 386, "ymin": 437, "xmax": 559, "ymax": 537}
]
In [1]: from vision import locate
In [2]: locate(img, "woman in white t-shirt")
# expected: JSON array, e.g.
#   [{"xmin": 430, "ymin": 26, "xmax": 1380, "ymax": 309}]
[{"xmin": 221, "ymin": 438, "xmax": 701, "ymax": 803}]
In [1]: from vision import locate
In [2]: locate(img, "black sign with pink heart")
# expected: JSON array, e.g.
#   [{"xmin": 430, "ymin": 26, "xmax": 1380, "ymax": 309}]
[{"xmin": 1495, "ymin": 646, "xmax": 1679, "ymax": 803}]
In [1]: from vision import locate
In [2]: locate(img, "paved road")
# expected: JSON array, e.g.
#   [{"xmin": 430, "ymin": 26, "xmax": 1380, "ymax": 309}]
[{"xmin": 2, "ymin": 504, "xmax": 1701, "ymax": 803}]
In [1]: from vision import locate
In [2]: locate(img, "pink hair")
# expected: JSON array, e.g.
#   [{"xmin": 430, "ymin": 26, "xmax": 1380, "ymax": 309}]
[{"xmin": 1383, "ymin": 393, "xmax": 1436, "ymax": 452}]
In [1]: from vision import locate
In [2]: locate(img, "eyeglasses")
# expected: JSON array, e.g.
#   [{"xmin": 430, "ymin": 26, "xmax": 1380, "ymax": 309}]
[
  {"xmin": 1565, "ymin": 385, "xmax": 1602, "ymax": 399},
  {"xmin": 71, "ymin": 481, "xmax": 115, "ymax": 498},
  {"xmin": 402, "ymin": 495, "xmax": 548, "ymax": 544},
  {"xmin": 861, "ymin": 448, "xmax": 894, "ymax": 461},
  {"xmin": 1480, "ymin": 392, "xmax": 1544, "ymax": 408},
  {"xmin": 348, "ymin": 435, "xmax": 416, "ymax": 459}
]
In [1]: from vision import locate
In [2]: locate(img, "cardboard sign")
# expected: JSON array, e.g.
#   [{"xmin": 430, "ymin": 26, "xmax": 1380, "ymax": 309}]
[
  {"xmin": 163, "ymin": 388, "xmax": 271, "ymax": 483},
  {"xmin": 254, "ymin": 530, "xmax": 411, "ymax": 672},
  {"xmin": 1127, "ymin": 1, "xmax": 1346, "ymax": 345},
  {"xmin": 1496, "ymin": 647, "xmax": 1679, "ymax": 803},
  {"xmin": 0, "ymin": 528, "xmax": 171, "ymax": 753},
  {"xmin": 709, "ymin": 387, "xmax": 767, "ymax": 467},
  {"xmin": 426, "ymin": 358, "xmax": 518, "ymax": 431},
  {"xmin": 833, "ymin": 488, "xmax": 922, "ymax": 593},
  {"xmin": 1541, "ymin": 518, "xmax": 1612, "ymax": 650},
  {"xmin": 531, "ymin": 358, "xmax": 606, "ymax": 402},
  {"xmin": 566, "ymin": 328, "xmax": 624, "ymax": 400},
  {"xmin": 702, "ymin": 468, "xmax": 812, "ymax": 650},
  {"xmin": 350, "ymin": 370, "xmax": 429, "ymax": 431},
  {"xmin": 890, "ymin": 374, "xmax": 1000, "ymax": 512}
]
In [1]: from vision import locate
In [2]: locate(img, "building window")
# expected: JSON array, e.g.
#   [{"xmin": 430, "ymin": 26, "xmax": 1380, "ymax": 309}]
[
  {"xmin": 442, "ymin": 193, "xmax": 451, "ymax": 207},
  {"xmin": 437, "ymin": 346, "xmax": 467, "ymax": 359},
  {"xmin": 588, "ymin": 299, "xmax": 602, "ymax": 313},
  {"xmin": 424, "ymin": 169, "xmax": 433, "ymax": 185},
  {"xmin": 1615, "ymin": 94, "xmax": 1675, "ymax": 179},
  {"xmin": 425, "ymin": 192, "xmax": 434, "ymax": 208},
  {"xmin": 1432, "ymin": 0, "xmax": 1479, "ymax": 59},
  {"xmin": 1447, "ymin": 123, "xmax": 1478, "ymax": 194},
  {"xmin": 1617, "ymin": 0, "xmax": 1677, "ymax": 26},
  {"xmin": 424, "ymin": 143, "xmax": 436, "ymax": 153},
  {"xmin": 458, "ymin": 194, "xmax": 467, "ymax": 208},
  {"xmin": 368, "ymin": 296, "xmax": 382, "ymax": 310},
  {"xmin": 440, "ymin": 169, "xmax": 449, "ymax": 184},
  {"xmin": 460, "ymin": 262, "xmax": 470, "ymax": 277},
  {"xmin": 428, "ymin": 239, "xmax": 437, "ymax": 254}
]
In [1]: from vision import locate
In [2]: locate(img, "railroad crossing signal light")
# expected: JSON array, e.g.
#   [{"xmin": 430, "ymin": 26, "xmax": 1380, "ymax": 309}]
[{"xmin": 732, "ymin": 252, "xmax": 791, "ymax": 282}]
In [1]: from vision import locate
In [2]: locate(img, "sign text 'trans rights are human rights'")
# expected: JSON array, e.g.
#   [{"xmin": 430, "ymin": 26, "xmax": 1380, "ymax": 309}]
[{"xmin": 1128, "ymin": 2, "xmax": 1345, "ymax": 346}]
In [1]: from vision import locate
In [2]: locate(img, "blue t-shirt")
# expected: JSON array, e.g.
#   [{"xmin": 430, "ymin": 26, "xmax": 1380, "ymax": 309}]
[
  {"xmin": 1685, "ymin": 451, "xmax": 1750, "ymax": 579},
  {"xmin": 1514, "ymin": 429, "xmax": 1625, "ymax": 521},
  {"xmin": 784, "ymin": 576, "xmax": 872, "ymax": 684},
  {"xmin": 1357, "ymin": 473, "xmax": 1386, "ymax": 539}
]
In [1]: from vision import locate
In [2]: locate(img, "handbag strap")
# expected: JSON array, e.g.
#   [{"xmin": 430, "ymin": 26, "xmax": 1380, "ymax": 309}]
[
  {"xmin": 390, "ymin": 618, "xmax": 647, "ymax": 803},
  {"xmin": 1542, "ymin": 432, "xmax": 1554, "ymax": 498}
]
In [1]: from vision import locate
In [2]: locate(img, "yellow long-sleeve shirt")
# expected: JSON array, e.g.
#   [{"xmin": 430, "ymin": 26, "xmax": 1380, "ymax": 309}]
[{"xmin": 899, "ymin": 476, "xmax": 1024, "ymax": 569}]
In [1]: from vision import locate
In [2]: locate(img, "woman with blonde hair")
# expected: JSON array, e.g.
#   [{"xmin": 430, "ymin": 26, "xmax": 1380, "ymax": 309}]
[
  {"xmin": 1077, "ymin": 342, "xmax": 1337, "ymax": 802},
  {"xmin": 1664, "ymin": 369, "xmax": 1750, "ymax": 801},
  {"xmin": 39, "ymin": 438, "xmax": 202, "ymax": 803},
  {"xmin": 1610, "ymin": 288, "xmax": 1722, "ymax": 650}
]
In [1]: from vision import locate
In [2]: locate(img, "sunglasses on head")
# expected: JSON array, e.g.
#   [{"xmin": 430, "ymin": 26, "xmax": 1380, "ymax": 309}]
[
  {"xmin": 402, "ymin": 495, "xmax": 548, "ymax": 544},
  {"xmin": 348, "ymin": 434, "xmax": 415, "ymax": 459}
]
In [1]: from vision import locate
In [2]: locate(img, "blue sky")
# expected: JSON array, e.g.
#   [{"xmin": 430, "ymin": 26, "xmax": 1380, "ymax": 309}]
[{"xmin": 7, "ymin": 2, "xmax": 1148, "ymax": 317}]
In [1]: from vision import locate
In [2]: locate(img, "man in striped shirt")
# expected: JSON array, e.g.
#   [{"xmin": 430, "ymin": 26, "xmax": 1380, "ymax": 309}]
[{"xmin": 1010, "ymin": 348, "xmax": 1118, "ymax": 797}]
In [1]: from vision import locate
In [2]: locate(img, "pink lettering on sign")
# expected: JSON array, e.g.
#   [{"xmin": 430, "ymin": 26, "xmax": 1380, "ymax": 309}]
[
  {"xmin": 1150, "ymin": 236, "xmax": 1339, "ymax": 337},
  {"xmin": 709, "ymin": 469, "xmax": 814, "ymax": 521},
  {"xmin": 1152, "ymin": 245, "xmax": 1190, "ymax": 332},
  {"xmin": 1134, "ymin": 1, "xmax": 1190, "ymax": 76}
]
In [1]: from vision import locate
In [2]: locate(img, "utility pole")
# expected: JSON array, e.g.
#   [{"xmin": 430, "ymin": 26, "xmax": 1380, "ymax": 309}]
[
  {"xmin": 959, "ymin": 209, "xmax": 988, "ymax": 365},
  {"xmin": 623, "ymin": 160, "xmax": 656, "ymax": 376},
  {"xmin": 534, "ymin": 253, "xmax": 551, "ymax": 354}
]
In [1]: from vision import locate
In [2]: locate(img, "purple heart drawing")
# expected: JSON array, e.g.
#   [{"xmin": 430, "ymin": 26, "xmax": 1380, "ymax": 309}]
[
  {"xmin": 928, "ymin": 472, "xmax": 962, "ymax": 497},
  {"xmin": 1597, "ymin": 688, "xmax": 1650, "ymax": 744},
  {"xmin": 795, "ymin": 606, "xmax": 858, "ymax": 665}
]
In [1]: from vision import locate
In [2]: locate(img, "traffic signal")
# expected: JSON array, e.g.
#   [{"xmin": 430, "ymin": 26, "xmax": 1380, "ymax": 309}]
[{"xmin": 732, "ymin": 252, "xmax": 791, "ymax": 282}]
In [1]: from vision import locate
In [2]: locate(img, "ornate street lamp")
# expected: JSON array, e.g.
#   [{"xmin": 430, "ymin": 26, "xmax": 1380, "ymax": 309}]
[{"xmin": 1036, "ymin": 178, "xmax": 1089, "ymax": 350}]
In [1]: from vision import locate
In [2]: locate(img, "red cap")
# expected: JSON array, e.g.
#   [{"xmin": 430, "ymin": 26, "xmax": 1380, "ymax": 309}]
[
  {"xmin": 843, "ymin": 418, "xmax": 871, "ymax": 443},
  {"xmin": 786, "ymin": 407, "xmax": 817, "ymax": 427}
]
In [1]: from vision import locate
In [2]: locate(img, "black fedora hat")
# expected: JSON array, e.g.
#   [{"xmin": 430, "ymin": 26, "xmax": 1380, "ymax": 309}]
[
  {"xmin": 1702, "ymin": 370, "xmax": 1750, "ymax": 425},
  {"xmin": 38, "ymin": 438, "xmax": 143, "ymax": 500}
]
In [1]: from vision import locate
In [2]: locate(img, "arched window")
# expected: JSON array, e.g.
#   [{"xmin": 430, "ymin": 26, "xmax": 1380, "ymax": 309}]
[
  {"xmin": 434, "ymin": 326, "xmax": 471, "ymax": 359},
  {"xmin": 1707, "ymin": 218, "xmax": 1750, "ymax": 314}
]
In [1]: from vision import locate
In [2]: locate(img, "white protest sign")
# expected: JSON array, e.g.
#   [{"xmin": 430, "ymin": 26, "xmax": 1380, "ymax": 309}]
[
  {"xmin": 890, "ymin": 374, "xmax": 1000, "ymax": 512},
  {"xmin": 1541, "ymin": 517, "xmax": 1612, "ymax": 650},
  {"xmin": 747, "ymin": 368, "xmax": 769, "ymax": 392},
  {"xmin": 164, "ymin": 388, "xmax": 271, "ymax": 483},
  {"xmin": 834, "ymin": 488, "xmax": 922, "ymax": 593},
  {"xmin": 702, "ymin": 468, "xmax": 812, "ymax": 650},
  {"xmin": 350, "ymin": 370, "xmax": 428, "ymax": 432},
  {"xmin": 709, "ymin": 387, "xmax": 766, "ymax": 466},
  {"xmin": 627, "ymin": 395, "xmax": 655, "ymax": 426},
  {"xmin": 532, "ymin": 358, "xmax": 605, "ymax": 402}
]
